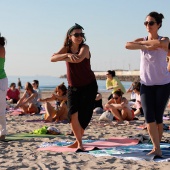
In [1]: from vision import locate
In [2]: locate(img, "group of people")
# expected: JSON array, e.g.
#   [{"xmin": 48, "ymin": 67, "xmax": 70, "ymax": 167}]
[{"xmin": 1, "ymin": 11, "xmax": 170, "ymax": 157}]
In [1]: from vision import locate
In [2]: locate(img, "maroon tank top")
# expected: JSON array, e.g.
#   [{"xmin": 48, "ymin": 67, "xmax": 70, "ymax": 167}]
[{"xmin": 66, "ymin": 49, "xmax": 95, "ymax": 87}]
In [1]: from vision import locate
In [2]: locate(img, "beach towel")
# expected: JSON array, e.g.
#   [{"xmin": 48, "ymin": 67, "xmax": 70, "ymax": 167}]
[
  {"xmin": 88, "ymin": 143, "xmax": 170, "ymax": 162},
  {"xmin": 37, "ymin": 137, "xmax": 139, "ymax": 152}
]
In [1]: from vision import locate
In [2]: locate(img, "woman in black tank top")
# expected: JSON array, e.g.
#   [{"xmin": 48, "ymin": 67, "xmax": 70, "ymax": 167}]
[{"xmin": 51, "ymin": 23, "xmax": 97, "ymax": 151}]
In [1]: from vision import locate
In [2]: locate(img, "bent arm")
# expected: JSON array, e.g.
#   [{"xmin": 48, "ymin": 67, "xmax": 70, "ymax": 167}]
[
  {"xmin": 125, "ymin": 38, "xmax": 146, "ymax": 50},
  {"xmin": 23, "ymin": 93, "xmax": 38, "ymax": 104},
  {"xmin": 64, "ymin": 45, "xmax": 90, "ymax": 63},
  {"xmin": 51, "ymin": 47, "xmax": 68, "ymax": 62},
  {"xmin": 140, "ymin": 37, "xmax": 169, "ymax": 50}
]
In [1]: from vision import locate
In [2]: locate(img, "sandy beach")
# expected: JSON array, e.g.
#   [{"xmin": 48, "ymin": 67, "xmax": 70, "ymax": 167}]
[{"xmin": 1, "ymin": 91, "xmax": 170, "ymax": 170}]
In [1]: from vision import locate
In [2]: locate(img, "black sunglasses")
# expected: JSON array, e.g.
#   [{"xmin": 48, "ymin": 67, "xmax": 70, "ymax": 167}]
[
  {"xmin": 144, "ymin": 21, "xmax": 156, "ymax": 26},
  {"xmin": 71, "ymin": 33, "xmax": 84, "ymax": 38},
  {"xmin": 112, "ymin": 97, "xmax": 119, "ymax": 100}
]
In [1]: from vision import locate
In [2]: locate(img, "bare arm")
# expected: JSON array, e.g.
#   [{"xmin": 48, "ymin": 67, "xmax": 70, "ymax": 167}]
[
  {"xmin": 140, "ymin": 37, "xmax": 169, "ymax": 51},
  {"xmin": 51, "ymin": 47, "xmax": 68, "ymax": 62},
  {"xmin": 125, "ymin": 38, "xmax": 147, "ymax": 50},
  {"xmin": 95, "ymin": 93, "xmax": 102, "ymax": 100},
  {"xmin": 22, "ymin": 92, "xmax": 38, "ymax": 105},
  {"xmin": 64, "ymin": 45, "xmax": 90, "ymax": 63},
  {"xmin": 38, "ymin": 94, "xmax": 56, "ymax": 102},
  {"xmin": 15, "ymin": 92, "xmax": 27, "ymax": 108},
  {"xmin": 55, "ymin": 94, "xmax": 67, "ymax": 101}
]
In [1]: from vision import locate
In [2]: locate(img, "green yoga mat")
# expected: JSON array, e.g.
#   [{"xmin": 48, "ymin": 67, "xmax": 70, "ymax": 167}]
[{"xmin": 5, "ymin": 133, "xmax": 64, "ymax": 141}]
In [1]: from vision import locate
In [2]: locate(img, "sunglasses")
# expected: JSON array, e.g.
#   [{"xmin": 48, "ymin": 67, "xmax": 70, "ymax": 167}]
[
  {"xmin": 112, "ymin": 97, "xmax": 119, "ymax": 100},
  {"xmin": 144, "ymin": 21, "xmax": 156, "ymax": 26},
  {"xmin": 71, "ymin": 33, "xmax": 84, "ymax": 38}
]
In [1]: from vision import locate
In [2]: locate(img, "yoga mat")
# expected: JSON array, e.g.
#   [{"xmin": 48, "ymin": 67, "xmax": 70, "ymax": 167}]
[
  {"xmin": 6, "ymin": 133, "xmax": 63, "ymax": 140},
  {"xmin": 25, "ymin": 119, "xmax": 69, "ymax": 124},
  {"xmin": 9, "ymin": 111, "xmax": 22, "ymax": 116},
  {"xmin": 37, "ymin": 137, "xmax": 139, "ymax": 152}
]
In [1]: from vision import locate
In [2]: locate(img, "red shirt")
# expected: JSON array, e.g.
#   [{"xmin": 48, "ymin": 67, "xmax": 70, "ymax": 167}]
[
  {"xmin": 6, "ymin": 88, "xmax": 20, "ymax": 100},
  {"xmin": 66, "ymin": 57, "xmax": 95, "ymax": 87}
]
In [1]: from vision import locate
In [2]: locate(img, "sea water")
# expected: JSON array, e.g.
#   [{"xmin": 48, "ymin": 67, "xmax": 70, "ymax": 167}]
[{"xmin": 8, "ymin": 76, "xmax": 132, "ymax": 92}]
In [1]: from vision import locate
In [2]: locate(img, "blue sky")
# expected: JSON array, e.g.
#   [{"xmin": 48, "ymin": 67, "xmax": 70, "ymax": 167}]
[{"xmin": 1, "ymin": 0, "xmax": 170, "ymax": 77}]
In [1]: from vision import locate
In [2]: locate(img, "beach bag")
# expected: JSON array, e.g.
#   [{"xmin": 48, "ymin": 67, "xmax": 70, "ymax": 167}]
[
  {"xmin": 99, "ymin": 111, "xmax": 113, "ymax": 122},
  {"xmin": 93, "ymin": 107, "xmax": 103, "ymax": 114},
  {"xmin": 47, "ymin": 126, "xmax": 60, "ymax": 135}
]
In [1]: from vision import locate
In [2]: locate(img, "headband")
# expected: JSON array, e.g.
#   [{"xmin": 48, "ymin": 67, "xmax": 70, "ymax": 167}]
[{"xmin": 68, "ymin": 23, "xmax": 84, "ymax": 35}]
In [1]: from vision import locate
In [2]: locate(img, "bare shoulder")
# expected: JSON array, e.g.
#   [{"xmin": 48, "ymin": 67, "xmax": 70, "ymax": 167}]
[
  {"xmin": 57, "ymin": 46, "xmax": 68, "ymax": 54},
  {"xmin": 0, "ymin": 46, "xmax": 5, "ymax": 58},
  {"xmin": 80, "ymin": 44, "xmax": 89, "ymax": 50},
  {"xmin": 122, "ymin": 97, "xmax": 127, "ymax": 102},
  {"xmin": 161, "ymin": 37, "xmax": 169, "ymax": 41}
]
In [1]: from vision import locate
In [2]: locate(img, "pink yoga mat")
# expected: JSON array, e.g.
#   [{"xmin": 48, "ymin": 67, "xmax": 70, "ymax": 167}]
[
  {"xmin": 37, "ymin": 137, "xmax": 139, "ymax": 152},
  {"xmin": 9, "ymin": 111, "xmax": 22, "ymax": 116}
]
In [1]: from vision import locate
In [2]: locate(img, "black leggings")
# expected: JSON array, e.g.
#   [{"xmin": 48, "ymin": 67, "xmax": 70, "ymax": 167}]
[{"xmin": 140, "ymin": 83, "xmax": 170, "ymax": 124}]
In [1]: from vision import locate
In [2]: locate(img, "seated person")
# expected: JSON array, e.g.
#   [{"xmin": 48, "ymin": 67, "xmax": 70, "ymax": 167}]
[
  {"xmin": 106, "ymin": 70, "xmax": 126, "ymax": 100},
  {"xmin": 38, "ymin": 83, "xmax": 68, "ymax": 122},
  {"xmin": 93, "ymin": 86, "xmax": 103, "ymax": 114},
  {"xmin": 6, "ymin": 83, "xmax": 20, "ymax": 104},
  {"xmin": 14, "ymin": 82, "xmax": 41, "ymax": 114},
  {"xmin": 126, "ymin": 81, "xmax": 137, "ymax": 102},
  {"xmin": 131, "ymin": 82, "xmax": 143, "ymax": 116},
  {"xmin": 32, "ymin": 80, "xmax": 42, "ymax": 108},
  {"xmin": 105, "ymin": 90, "xmax": 134, "ymax": 122}
]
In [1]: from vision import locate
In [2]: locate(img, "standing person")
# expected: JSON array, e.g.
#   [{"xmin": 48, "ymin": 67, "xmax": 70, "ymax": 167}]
[
  {"xmin": 0, "ymin": 34, "xmax": 8, "ymax": 140},
  {"xmin": 106, "ymin": 70, "xmax": 126, "ymax": 100},
  {"xmin": 125, "ymin": 11, "xmax": 170, "ymax": 156},
  {"xmin": 51, "ymin": 23, "xmax": 97, "ymax": 150},
  {"xmin": 17, "ymin": 78, "xmax": 22, "ymax": 91}
]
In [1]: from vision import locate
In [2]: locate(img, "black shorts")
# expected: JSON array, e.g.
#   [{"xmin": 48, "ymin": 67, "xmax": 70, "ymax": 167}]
[
  {"xmin": 67, "ymin": 80, "xmax": 97, "ymax": 129},
  {"xmin": 140, "ymin": 83, "xmax": 170, "ymax": 124}
]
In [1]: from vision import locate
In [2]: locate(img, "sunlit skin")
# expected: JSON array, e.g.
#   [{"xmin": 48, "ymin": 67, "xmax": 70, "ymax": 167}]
[{"xmin": 105, "ymin": 94, "xmax": 133, "ymax": 122}]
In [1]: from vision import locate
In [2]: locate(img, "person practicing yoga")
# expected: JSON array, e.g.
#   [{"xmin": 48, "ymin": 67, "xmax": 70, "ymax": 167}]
[
  {"xmin": 125, "ymin": 11, "xmax": 170, "ymax": 156},
  {"xmin": 38, "ymin": 83, "xmax": 68, "ymax": 122},
  {"xmin": 105, "ymin": 90, "xmax": 134, "ymax": 123},
  {"xmin": 51, "ymin": 23, "xmax": 97, "ymax": 150}
]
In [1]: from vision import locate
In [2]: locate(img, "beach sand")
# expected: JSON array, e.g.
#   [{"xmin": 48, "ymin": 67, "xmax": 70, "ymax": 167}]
[{"xmin": 1, "ymin": 91, "xmax": 170, "ymax": 170}]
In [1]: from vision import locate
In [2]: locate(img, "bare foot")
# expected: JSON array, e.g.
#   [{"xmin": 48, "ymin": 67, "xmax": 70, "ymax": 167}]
[
  {"xmin": 78, "ymin": 144, "xmax": 85, "ymax": 151},
  {"xmin": 67, "ymin": 141, "xmax": 78, "ymax": 148},
  {"xmin": 147, "ymin": 149, "xmax": 162, "ymax": 157}
]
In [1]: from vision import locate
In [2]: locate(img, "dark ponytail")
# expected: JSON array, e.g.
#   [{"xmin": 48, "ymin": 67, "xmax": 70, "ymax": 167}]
[
  {"xmin": 0, "ymin": 34, "xmax": 6, "ymax": 46},
  {"xmin": 147, "ymin": 11, "xmax": 164, "ymax": 29}
]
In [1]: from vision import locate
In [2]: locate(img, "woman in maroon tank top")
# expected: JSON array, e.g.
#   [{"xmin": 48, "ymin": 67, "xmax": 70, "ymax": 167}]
[{"xmin": 51, "ymin": 23, "xmax": 97, "ymax": 150}]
